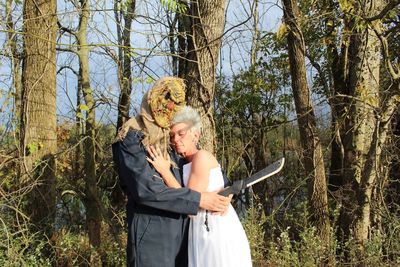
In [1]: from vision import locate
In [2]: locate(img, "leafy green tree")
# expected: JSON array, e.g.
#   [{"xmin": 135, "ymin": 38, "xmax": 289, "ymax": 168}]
[
  {"xmin": 282, "ymin": 0, "xmax": 330, "ymax": 249},
  {"xmin": 298, "ymin": 0, "xmax": 400, "ymax": 260},
  {"xmin": 214, "ymin": 34, "xmax": 293, "ymax": 221}
]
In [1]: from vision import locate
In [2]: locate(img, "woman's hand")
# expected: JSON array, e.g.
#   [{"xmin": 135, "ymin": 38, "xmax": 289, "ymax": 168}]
[
  {"xmin": 146, "ymin": 145, "xmax": 181, "ymax": 188},
  {"xmin": 146, "ymin": 145, "xmax": 171, "ymax": 176}
]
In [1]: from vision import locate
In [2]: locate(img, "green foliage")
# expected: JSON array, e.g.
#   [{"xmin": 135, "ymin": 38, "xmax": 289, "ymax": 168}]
[
  {"xmin": 2, "ymin": 122, "xmax": 125, "ymax": 266},
  {"xmin": 338, "ymin": 0, "xmax": 355, "ymax": 14},
  {"xmin": 243, "ymin": 201, "xmax": 331, "ymax": 266},
  {"xmin": 0, "ymin": 197, "xmax": 51, "ymax": 266},
  {"xmin": 115, "ymin": 0, "xmax": 134, "ymax": 13},
  {"xmin": 79, "ymin": 104, "xmax": 89, "ymax": 111},
  {"xmin": 0, "ymin": 149, "xmax": 122, "ymax": 264},
  {"xmin": 26, "ymin": 141, "xmax": 42, "ymax": 155},
  {"xmin": 214, "ymin": 41, "xmax": 293, "ymax": 174},
  {"xmin": 384, "ymin": 219, "xmax": 400, "ymax": 264},
  {"xmin": 268, "ymin": 229, "xmax": 300, "ymax": 266},
  {"xmin": 296, "ymin": 227, "xmax": 327, "ymax": 265},
  {"xmin": 2, "ymin": 0, "xmax": 400, "ymax": 266},
  {"xmin": 52, "ymin": 227, "xmax": 126, "ymax": 266},
  {"xmin": 145, "ymin": 76, "xmax": 154, "ymax": 84},
  {"xmin": 242, "ymin": 205, "xmax": 267, "ymax": 264},
  {"xmin": 276, "ymin": 23, "xmax": 289, "ymax": 42},
  {"xmin": 0, "ymin": 235, "xmax": 52, "ymax": 267},
  {"xmin": 236, "ymin": 150, "xmax": 400, "ymax": 266},
  {"xmin": 266, "ymin": 225, "xmax": 334, "ymax": 266},
  {"xmin": 243, "ymin": 201, "xmax": 400, "ymax": 266},
  {"xmin": 133, "ymin": 76, "xmax": 155, "ymax": 85},
  {"xmin": 160, "ymin": 0, "xmax": 187, "ymax": 14}
]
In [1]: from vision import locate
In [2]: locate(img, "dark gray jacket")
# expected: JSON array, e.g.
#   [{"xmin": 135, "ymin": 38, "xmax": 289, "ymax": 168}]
[{"xmin": 112, "ymin": 130, "xmax": 201, "ymax": 267}]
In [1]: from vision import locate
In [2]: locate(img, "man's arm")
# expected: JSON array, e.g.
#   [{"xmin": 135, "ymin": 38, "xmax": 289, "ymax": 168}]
[
  {"xmin": 146, "ymin": 145, "xmax": 182, "ymax": 189},
  {"xmin": 199, "ymin": 191, "xmax": 232, "ymax": 212},
  {"xmin": 113, "ymin": 130, "xmax": 228, "ymax": 215}
]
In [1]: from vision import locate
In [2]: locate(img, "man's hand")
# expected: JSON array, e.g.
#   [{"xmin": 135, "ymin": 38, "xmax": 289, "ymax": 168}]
[{"xmin": 199, "ymin": 191, "xmax": 232, "ymax": 215}]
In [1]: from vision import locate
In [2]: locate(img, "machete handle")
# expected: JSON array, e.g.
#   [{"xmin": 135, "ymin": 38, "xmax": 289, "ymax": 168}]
[{"xmin": 218, "ymin": 179, "xmax": 245, "ymax": 197}]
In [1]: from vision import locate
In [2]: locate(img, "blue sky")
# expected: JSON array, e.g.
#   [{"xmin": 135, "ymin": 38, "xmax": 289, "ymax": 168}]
[{"xmin": 0, "ymin": 0, "xmax": 285, "ymax": 129}]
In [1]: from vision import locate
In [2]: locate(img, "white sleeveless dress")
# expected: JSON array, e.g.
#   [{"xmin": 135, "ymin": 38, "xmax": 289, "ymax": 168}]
[{"xmin": 183, "ymin": 163, "xmax": 252, "ymax": 267}]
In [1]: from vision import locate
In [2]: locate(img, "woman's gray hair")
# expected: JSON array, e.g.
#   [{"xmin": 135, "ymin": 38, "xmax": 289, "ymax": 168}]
[{"xmin": 171, "ymin": 106, "xmax": 202, "ymax": 132}]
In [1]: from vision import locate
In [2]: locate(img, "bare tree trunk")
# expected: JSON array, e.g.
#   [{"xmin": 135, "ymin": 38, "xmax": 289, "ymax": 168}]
[
  {"xmin": 6, "ymin": 0, "xmax": 22, "ymax": 119},
  {"xmin": 177, "ymin": 1, "xmax": 189, "ymax": 78},
  {"xmin": 324, "ymin": 0, "xmax": 355, "ymax": 252},
  {"xmin": 180, "ymin": 0, "xmax": 226, "ymax": 153},
  {"xmin": 111, "ymin": 0, "xmax": 137, "ymax": 211},
  {"xmin": 115, "ymin": 0, "xmax": 136, "ymax": 131},
  {"xmin": 20, "ymin": 0, "xmax": 57, "ymax": 231},
  {"xmin": 75, "ymin": 69, "xmax": 84, "ymax": 189},
  {"xmin": 250, "ymin": 0, "xmax": 259, "ymax": 67},
  {"xmin": 77, "ymin": 0, "xmax": 101, "ymax": 248},
  {"xmin": 282, "ymin": 0, "xmax": 330, "ymax": 248},
  {"xmin": 167, "ymin": 11, "xmax": 179, "ymax": 76},
  {"xmin": 343, "ymin": 25, "xmax": 379, "ymax": 260},
  {"xmin": 247, "ymin": 0, "xmax": 271, "ymax": 219},
  {"xmin": 324, "ymin": 0, "xmax": 349, "ymax": 193}
]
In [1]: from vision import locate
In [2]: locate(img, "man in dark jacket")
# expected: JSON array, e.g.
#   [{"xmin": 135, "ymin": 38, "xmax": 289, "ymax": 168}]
[{"xmin": 112, "ymin": 77, "xmax": 230, "ymax": 267}]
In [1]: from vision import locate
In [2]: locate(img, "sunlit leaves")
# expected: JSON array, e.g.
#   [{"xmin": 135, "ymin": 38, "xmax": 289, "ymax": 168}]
[
  {"xmin": 78, "ymin": 104, "xmax": 89, "ymax": 111},
  {"xmin": 338, "ymin": 0, "xmax": 355, "ymax": 14},
  {"xmin": 26, "ymin": 141, "xmax": 43, "ymax": 155},
  {"xmin": 356, "ymin": 83, "xmax": 379, "ymax": 107},
  {"xmin": 276, "ymin": 23, "xmax": 289, "ymax": 42},
  {"xmin": 115, "ymin": 0, "xmax": 134, "ymax": 14},
  {"xmin": 132, "ymin": 76, "xmax": 154, "ymax": 84},
  {"xmin": 160, "ymin": 0, "xmax": 187, "ymax": 14}
]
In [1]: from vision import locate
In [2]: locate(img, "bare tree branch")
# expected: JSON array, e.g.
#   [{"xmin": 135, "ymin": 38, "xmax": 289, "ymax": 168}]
[{"xmin": 365, "ymin": 0, "xmax": 400, "ymax": 21}]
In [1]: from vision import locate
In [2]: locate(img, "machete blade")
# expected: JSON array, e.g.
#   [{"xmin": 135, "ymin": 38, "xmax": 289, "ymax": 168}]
[{"xmin": 219, "ymin": 158, "xmax": 285, "ymax": 197}]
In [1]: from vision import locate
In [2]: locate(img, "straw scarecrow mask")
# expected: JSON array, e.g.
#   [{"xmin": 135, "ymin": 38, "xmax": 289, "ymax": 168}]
[{"xmin": 115, "ymin": 77, "xmax": 186, "ymax": 153}]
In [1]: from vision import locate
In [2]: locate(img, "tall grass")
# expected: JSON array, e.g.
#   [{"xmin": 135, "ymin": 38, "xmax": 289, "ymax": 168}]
[{"xmin": 242, "ymin": 203, "xmax": 400, "ymax": 266}]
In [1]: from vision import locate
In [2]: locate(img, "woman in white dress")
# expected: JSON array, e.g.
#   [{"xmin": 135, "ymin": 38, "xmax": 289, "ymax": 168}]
[{"xmin": 147, "ymin": 106, "xmax": 252, "ymax": 267}]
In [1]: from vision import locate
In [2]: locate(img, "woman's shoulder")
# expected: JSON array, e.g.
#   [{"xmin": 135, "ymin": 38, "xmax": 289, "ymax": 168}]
[
  {"xmin": 192, "ymin": 150, "xmax": 218, "ymax": 167},
  {"xmin": 193, "ymin": 149, "xmax": 215, "ymax": 159}
]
